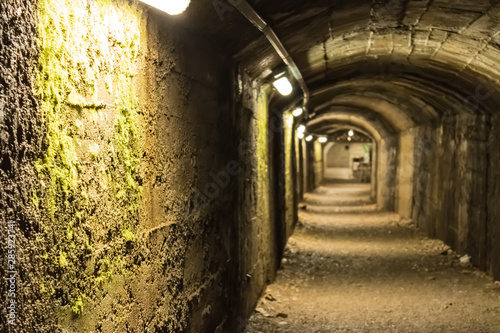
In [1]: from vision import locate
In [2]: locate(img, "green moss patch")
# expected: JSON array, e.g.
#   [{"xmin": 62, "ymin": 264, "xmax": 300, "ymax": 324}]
[{"xmin": 35, "ymin": 0, "xmax": 144, "ymax": 323}]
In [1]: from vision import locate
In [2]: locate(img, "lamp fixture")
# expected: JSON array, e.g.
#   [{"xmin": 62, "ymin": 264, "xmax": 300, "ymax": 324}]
[
  {"xmin": 292, "ymin": 108, "xmax": 303, "ymax": 117},
  {"xmin": 297, "ymin": 125, "xmax": 306, "ymax": 134},
  {"xmin": 140, "ymin": 0, "xmax": 190, "ymax": 15},
  {"xmin": 297, "ymin": 132, "xmax": 305, "ymax": 139},
  {"xmin": 273, "ymin": 77, "xmax": 293, "ymax": 96},
  {"xmin": 318, "ymin": 137, "xmax": 327, "ymax": 143},
  {"xmin": 348, "ymin": 129, "xmax": 354, "ymax": 137},
  {"xmin": 305, "ymin": 135, "xmax": 313, "ymax": 142}
]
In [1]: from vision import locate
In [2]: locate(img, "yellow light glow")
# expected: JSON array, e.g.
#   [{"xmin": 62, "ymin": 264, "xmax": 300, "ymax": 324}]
[
  {"xmin": 140, "ymin": 0, "xmax": 190, "ymax": 15},
  {"xmin": 298, "ymin": 125, "xmax": 306, "ymax": 133},
  {"xmin": 348, "ymin": 129, "xmax": 354, "ymax": 137},
  {"xmin": 297, "ymin": 132, "xmax": 305, "ymax": 139},
  {"xmin": 273, "ymin": 77, "xmax": 293, "ymax": 96},
  {"xmin": 348, "ymin": 137, "xmax": 352, "ymax": 141},
  {"xmin": 292, "ymin": 108, "xmax": 303, "ymax": 117},
  {"xmin": 318, "ymin": 137, "xmax": 327, "ymax": 143},
  {"xmin": 305, "ymin": 135, "xmax": 313, "ymax": 142}
]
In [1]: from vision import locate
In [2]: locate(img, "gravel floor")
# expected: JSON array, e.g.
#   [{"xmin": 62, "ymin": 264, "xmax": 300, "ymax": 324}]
[{"xmin": 245, "ymin": 182, "xmax": 500, "ymax": 333}]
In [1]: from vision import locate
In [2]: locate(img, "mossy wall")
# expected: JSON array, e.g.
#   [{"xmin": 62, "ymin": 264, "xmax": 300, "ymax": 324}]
[
  {"xmin": 313, "ymin": 140, "xmax": 324, "ymax": 187},
  {"xmin": 34, "ymin": 1, "xmax": 144, "ymax": 329},
  {"xmin": 0, "ymin": 0, "xmax": 243, "ymax": 331},
  {"xmin": 1, "ymin": 0, "xmax": 296, "ymax": 331},
  {"xmin": 232, "ymin": 73, "xmax": 283, "ymax": 328},
  {"xmin": 255, "ymin": 86, "xmax": 276, "ymax": 279},
  {"xmin": 283, "ymin": 113, "xmax": 295, "ymax": 239}
]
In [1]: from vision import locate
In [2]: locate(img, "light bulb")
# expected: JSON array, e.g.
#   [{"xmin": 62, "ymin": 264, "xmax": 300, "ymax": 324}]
[
  {"xmin": 273, "ymin": 77, "xmax": 293, "ymax": 96},
  {"xmin": 348, "ymin": 129, "xmax": 354, "ymax": 137},
  {"xmin": 297, "ymin": 132, "xmax": 304, "ymax": 139},
  {"xmin": 297, "ymin": 125, "xmax": 306, "ymax": 133},
  {"xmin": 305, "ymin": 135, "xmax": 313, "ymax": 142},
  {"xmin": 140, "ymin": 0, "xmax": 190, "ymax": 15},
  {"xmin": 318, "ymin": 137, "xmax": 327, "ymax": 143},
  {"xmin": 292, "ymin": 108, "xmax": 303, "ymax": 117}
]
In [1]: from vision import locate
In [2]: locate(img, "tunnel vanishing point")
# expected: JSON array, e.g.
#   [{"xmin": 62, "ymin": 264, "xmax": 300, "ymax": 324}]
[{"xmin": 1, "ymin": 0, "xmax": 500, "ymax": 331}]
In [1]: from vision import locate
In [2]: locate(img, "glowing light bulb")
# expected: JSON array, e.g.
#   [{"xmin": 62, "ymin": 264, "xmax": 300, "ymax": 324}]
[
  {"xmin": 297, "ymin": 125, "xmax": 306, "ymax": 133},
  {"xmin": 305, "ymin": 135, "xmax": 313, "ymax": 142},
  {"xmin": 348, "ymin": 129, "xmax": 354, "ymax": 137},
  {"xmin": 348, "ymin": 137, "xmax": 352, "ymax": 142},
  {"xmin": 292, "ymin": 108, "xmax": 303, "ymax": 117},
  {"xmin": 273, "ymin": 77, "xmax": 293, "ymax": 96},
  {"xmin": 140, "ymin": 0, "xmax": 190, "ymax": 15},
  {"xmin": 318, "ymin": 137, "xmax": 327, "ymax": 143},
  {"xmin": 297, "ymin": 132, "xmax": 305, "ymax": 139}
]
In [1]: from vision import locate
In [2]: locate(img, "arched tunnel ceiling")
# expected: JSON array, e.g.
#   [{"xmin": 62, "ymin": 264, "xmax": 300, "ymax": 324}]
[
  {"xmin": 311, "ymin": 78, "xmax": 438, "ymax": 131},
  {"xmin": 185, "ymin": 0, "xmax": 500, "ymax": 133},
  {"xmin": 307, "ymin": 112, "xmax": 392, "ymax": 141},
  {"xmin": 239, "ymin": 0, "xmax": 500, "ymax": 87},
  {"xmin": 328, "ymin": 128, "xmax": 373, "ymax": 142}
]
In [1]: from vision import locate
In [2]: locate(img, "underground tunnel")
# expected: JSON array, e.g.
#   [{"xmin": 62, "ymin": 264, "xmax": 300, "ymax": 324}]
[{"xmin": 1, "ymin": 0, "xmax": 500, "ymax": 331}]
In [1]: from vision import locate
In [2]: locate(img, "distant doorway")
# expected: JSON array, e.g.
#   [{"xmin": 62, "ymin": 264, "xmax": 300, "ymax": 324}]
[{"xmin": 324, "ymin": 130, "xmax": 373, "ymax": 182}]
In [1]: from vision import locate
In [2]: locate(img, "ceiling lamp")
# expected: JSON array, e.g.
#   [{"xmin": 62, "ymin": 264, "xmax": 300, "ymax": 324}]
[
  {"xmin": 297, "ymin": 132, "xmax": 305, "ymax": 139},
  {"xmin": 273, "ymin": 77, "xmax": 293, "ymax": 96},
  {"xmin": 297, "ymin": 125, "xmax": 306, "ymax": 134},
  {"xmin": 318, "ymin": 137, "xmax": 327, "ymax": 143},
  {"xmin": 140, "ymin": 0, "xmax": 190, "ymax": 15},
  {"xmin": 292, "ymin": 108, "xmax": 303, "ymax": 117},
  {"xmin": 305, "ymin": 135, "xmax": 313, "ymax": 142},
  {"xmin": 348, "ymin": 129, "xmax": 354, "ymax": 137}
]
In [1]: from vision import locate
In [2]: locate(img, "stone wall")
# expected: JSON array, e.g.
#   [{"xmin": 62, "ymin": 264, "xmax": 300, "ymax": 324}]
[
  {"xmin": 313, "ymin": 141, "xmax": 324, "ymax": 188},
  {"xmin": 0, "ymin": 0, "xmax": 45, "ymax": 330},
  {"xmin": 487, "ymin": 114, "xmax": 500, "ymax": 279},
  {"xmin": 0, "ymin": 0, "xmax": 292, "ymax": 331},
  {"xmin": 283, "ymin": 113, "xmax": 296, "ymax": 239},
  {"xmin": 376, "ymin": 136, "xmax": 398, "ymax": 211},
  {"xmin": 231, "ymin": 72, "xmax": 290, "ymax": 331},
  {"xmin": 396, "ymin": 129, "xmax": 415, "ymax": 218},
  {"xmin": 412, "ymin": 113, "xmax": 494, "ymax": 277}
]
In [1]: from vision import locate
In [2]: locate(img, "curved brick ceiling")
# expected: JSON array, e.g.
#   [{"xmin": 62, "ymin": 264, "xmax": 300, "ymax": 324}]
[
  {"xmin": 188, "ymin": 0, "xmax": 500, "ymax": 136},
  {"xmin": 307, "ymin": 111, "xmax": 393, "ymax": 141}
]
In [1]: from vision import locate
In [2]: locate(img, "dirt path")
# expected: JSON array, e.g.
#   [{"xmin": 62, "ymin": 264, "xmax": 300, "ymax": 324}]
[{"xmin": 245, "ymin": 182, "xmax": 500, "ymax": 333}]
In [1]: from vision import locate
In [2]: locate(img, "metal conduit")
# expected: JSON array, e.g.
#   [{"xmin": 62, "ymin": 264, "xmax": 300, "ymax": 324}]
[{"xmin": 232, "ymin": 0, "xmax": 310, "ymax": 115}]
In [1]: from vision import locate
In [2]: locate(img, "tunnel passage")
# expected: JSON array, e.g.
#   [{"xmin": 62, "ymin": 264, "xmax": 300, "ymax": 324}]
[
  {"xmin": 323, "ymin": 129, "xmax": 373, "ymax": 182},
  {"xmin": 245, "ymin": 178, "xmax": 500, "ymax": 332},
  {"xmin": 1, "ymin": 0, "xmax": 500, "ymax": 332}
]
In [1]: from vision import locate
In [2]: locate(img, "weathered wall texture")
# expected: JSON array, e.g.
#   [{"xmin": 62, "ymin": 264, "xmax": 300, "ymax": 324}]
[
  {"xmin": 487, "ymin": 114, "xmax": 500, "ymax": 279},
  {"xmin": 396, "ymin": 129, "xmax": 415, "ymax": 218},
  {"xmin": 376, "ymin": 137, "xmax": 397, "ymax": 211},
  {"xmin": 313, "ymin": 140, "xmax": 323, "ymax": 188},
  {"xmin": 0, "ymin": 0, "xmax": 291, "ymax": 331},
  {"xmin": 283, "ymin": 113, "xmax": 296, "ymax": 239},
  {"xmin": 233, "ymin": 75, "xmax": 288, "ymax": 328},
  {"xmin": 412, "ymin": 113, "xmax": 493, "ymax": 277},
  {"xmin": 296, "ymin": 136, "xmax": 305, "ymax": 202},
  {"xmin": 303, "ymin": 141, "xmax": 315, "ymax": 193},
  {"xmin": 0, "ymin": 0, "xmax": 45, "ymax": 330}
]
